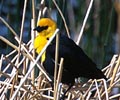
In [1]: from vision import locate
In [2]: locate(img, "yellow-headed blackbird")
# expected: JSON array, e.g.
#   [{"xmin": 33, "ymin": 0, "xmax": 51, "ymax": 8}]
[{"xmin": 34, "ymin": 18, "xmax": 107, "ymax": 99}]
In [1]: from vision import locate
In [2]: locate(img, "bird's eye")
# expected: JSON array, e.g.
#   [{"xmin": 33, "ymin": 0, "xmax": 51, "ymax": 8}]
[
  {"xmin": 42, "ymin": 26, "xmax": 48, "ymax": 30},
  {"xmin": 46, "ymin": 37, "xmax": 49, "ymax": 40},
  {"xmin": 33, "ymin": 26, "xmax": 48, "ymax": 32}
]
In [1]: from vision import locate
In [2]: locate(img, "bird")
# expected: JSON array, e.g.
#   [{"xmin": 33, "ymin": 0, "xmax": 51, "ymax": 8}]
[{"xmin": 33, "ymin": 18, "xmax": 107, "ymax": 99}]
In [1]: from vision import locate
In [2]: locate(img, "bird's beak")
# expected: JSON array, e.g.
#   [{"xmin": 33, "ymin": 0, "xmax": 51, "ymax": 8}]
[
  {"xmin": 33, "ymin": 26, "xmax": 48, "ymax": 33},
  {"xmin": 33, "ymin": 26, "xmax": 39, "ymax": 31},
  {"xmin": 33, "ymin": 26, "xmax": 42, "ymax": 33}
]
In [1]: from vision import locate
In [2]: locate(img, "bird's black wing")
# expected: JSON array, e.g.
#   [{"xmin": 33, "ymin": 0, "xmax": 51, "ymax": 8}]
[{"xmin": 43, "ymin": 35, "xmax": 106, "ymax": 84}]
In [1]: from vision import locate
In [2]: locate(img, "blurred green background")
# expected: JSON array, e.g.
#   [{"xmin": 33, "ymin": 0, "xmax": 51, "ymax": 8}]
[{"xmin": 0, "ymin": 0, "xmax": 118, "ymax": 69}]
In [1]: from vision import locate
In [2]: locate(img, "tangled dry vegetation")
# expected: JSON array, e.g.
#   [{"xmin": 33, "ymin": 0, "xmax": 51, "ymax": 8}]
[{"xmin": 0, "ymin": 0, "xmax": 120, "ymax": 100}]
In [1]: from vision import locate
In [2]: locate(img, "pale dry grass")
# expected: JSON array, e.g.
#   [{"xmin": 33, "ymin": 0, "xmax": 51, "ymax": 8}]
[{"xmin": 0, "ymin": 0, "xmax": 120, "ymax": 100}]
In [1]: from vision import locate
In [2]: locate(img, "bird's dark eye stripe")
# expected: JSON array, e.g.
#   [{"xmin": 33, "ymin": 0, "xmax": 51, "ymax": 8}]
[
  {"xmin": 40, "ymin": 26, "xmax": 48, "ymax": 30},
  {"xmin": 33, "ymin": 26, "xmax": 48, "ymax": 32}
]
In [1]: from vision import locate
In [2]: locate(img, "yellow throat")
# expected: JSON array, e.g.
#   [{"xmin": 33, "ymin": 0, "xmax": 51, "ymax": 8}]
[{"xmin": 34, "ymin": 18, "xmax": 57, "ymax": 62}]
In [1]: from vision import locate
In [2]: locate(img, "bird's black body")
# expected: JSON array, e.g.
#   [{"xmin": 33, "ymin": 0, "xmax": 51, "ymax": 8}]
[
  {"xmin": 43, "ymin": 35, "xmax": 107, "ymax": 85},
  {"xmin": 34, "ymin": 18, "xmax": 107, "ymax": 99}
]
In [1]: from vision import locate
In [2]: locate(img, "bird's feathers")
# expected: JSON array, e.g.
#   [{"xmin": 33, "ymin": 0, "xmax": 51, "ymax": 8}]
[{"xmin": 43, "ymin": 35, "xmax": 107, "ymax": 84}]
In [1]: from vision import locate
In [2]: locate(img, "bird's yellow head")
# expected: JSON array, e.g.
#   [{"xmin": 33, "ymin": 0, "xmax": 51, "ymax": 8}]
[
  {"xmin": 34, "ymin": 18, "xmax": 57, "ymax": 61},
  {"xmin": 34, "ymin": 18, "xmax": 57, "ymax": 37}
]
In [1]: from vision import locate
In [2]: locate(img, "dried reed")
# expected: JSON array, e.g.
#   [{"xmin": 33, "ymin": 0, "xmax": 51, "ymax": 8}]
[{"xmin": 0, "ymin": 0, "xmax": 120, "ymax": 100}]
